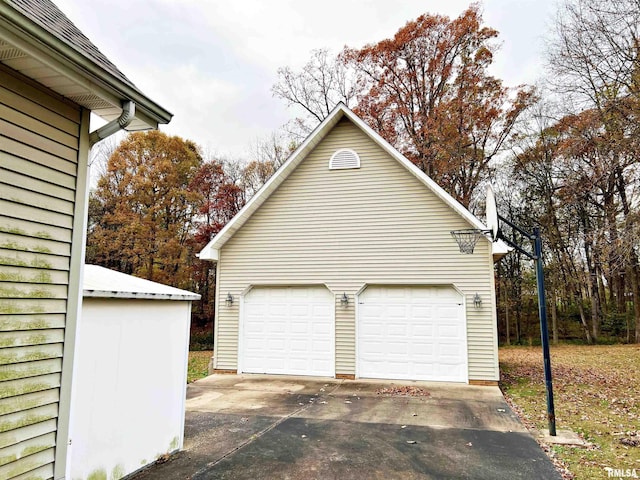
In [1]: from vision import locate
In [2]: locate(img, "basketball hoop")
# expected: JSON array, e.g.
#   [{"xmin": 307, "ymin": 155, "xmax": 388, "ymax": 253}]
[{"xmin": 450, "ymin": 229, "xmax": 486, "ymax": 254}]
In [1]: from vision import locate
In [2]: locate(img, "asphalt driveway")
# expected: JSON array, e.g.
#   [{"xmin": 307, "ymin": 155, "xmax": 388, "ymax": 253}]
[{"xmin": 133, "ymin": 375, "xmax": 561, "ymax": 480}]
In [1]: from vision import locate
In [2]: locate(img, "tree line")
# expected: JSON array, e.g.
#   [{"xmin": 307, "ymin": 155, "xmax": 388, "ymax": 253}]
[
  {"xmin": 87, "ymin": 0, "xmax": 640, "ymax": 344},
  {"xmin": 86, "ymin": 131, "xmax": 288, "ymax": 328}
]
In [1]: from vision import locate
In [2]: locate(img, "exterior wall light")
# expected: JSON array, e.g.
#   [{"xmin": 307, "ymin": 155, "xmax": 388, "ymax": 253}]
[
  {"xmin": 340, "ymin": 292, "xmax": 349, "ymax": 307},
  {"xmin": 225, "ymin": 292, "xmax": 234, "ymax": 307},
  {"xmin": 473, "ymin": 293, "xmax": 482, "ymax": 308}
]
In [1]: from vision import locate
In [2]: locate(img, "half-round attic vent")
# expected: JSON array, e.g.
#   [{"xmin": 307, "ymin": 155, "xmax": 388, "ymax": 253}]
[{"xmin": 329, "ymin": 149, "xmax": 360, "ymax": 170}]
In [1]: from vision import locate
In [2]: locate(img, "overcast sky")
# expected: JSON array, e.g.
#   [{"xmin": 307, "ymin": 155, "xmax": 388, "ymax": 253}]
[{"xmin": 55, "ymin": 0, "xmax": 558, "ymax": 160}]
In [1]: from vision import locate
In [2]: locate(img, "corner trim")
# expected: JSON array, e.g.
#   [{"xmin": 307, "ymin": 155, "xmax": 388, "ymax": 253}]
[{"xmin": 54, "ymin": 107, "xmax": 90, "ymax": 480}]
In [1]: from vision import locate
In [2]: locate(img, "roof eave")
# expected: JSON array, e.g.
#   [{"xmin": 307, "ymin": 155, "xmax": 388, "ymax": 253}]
[
  {"xmin": 491, "ymin": 239, "xmax": 512, "ymax": 263},
  {"xmin": 0, "ymin": 4, "xmax": 172, "ymax": 126}
]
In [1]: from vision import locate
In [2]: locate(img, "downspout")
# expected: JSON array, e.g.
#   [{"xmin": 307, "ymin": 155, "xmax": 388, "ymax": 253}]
[{"xmin": 89, "ymin": 100, "xmax": 135, "ymax": 147}]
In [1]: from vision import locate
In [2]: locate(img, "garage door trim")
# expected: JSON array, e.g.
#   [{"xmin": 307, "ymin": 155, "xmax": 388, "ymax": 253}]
[
  {"xmin": 355, "ymin": 283, "xmax": 468, "ymax": 383},
  {"xmin": 238, "ymin": 284, "xmax": 336, "ymax": 377}
]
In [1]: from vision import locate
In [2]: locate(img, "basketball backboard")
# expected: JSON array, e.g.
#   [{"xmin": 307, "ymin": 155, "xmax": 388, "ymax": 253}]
[{"xmin": 486, "ymin": 185, "xmax": 499, "ymax": 241}]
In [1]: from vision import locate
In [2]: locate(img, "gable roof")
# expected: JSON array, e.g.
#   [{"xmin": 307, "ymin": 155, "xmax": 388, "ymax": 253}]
[
  {"xmin": 199, "ymin": 103, "xmax": 503, "ymax": 261},
  {"xmin": 0, "ymin": 0, "xmax": 171, "ymax": 129}
]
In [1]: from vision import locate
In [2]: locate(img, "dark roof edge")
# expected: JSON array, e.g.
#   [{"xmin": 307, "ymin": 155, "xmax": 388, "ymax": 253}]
[{"xmin": 0, "ymin": 2, "xmax": 172, "ymax": 125}]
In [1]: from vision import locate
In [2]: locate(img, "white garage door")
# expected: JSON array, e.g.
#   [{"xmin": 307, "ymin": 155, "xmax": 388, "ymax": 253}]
[
  {"xmin": 357, "ymin": 286, "xmax": 467, "ymax": 382},
  {"xmin": 241, "ymin": 286, "xmax": 334, "ymax": 376}
]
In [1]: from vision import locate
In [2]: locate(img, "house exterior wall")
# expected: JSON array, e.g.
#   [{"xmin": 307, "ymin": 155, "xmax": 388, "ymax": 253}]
[
  {"xmin": 215, "ymin": 117, "xmax": 499, "ymax": 381},
  {"xmin": 69, "ymin": 298, "xmax": 191, "ymax": 480},
  {"xmin": 0, "ymin": 65, "xmax": 87, "ymax": 480}
]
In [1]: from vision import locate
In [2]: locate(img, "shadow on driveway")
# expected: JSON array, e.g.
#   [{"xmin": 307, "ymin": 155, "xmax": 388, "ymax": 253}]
[{"xmin": 133, "ymin": 375, "xmax": 561, "ymax": 480}]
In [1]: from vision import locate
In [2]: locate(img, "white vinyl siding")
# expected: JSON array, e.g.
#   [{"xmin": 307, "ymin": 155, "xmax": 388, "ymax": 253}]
[
  {"xmin": 216, "ymin": 117, "xmax": 498, "ymax": 381},
  {"xmin": 0, "ymin": 66, "xmax": 82, "ymax": 480}
]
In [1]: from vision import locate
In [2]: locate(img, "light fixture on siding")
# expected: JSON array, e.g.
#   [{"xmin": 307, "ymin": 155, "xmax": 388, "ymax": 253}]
[
  {"xmin": 225, "ymin": 292, "xmax": 234, "ymax": 307},
  {"xmin": 340, "ymin": 292, "xmax": 349, "ymax": 307},
  {"xmin": 473, "ymin": 293, "xmax": 482, "ymax": 308}
]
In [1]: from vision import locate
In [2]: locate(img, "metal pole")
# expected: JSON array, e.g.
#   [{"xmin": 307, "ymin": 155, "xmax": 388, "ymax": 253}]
[{"xmin": 533, "ymin": 227, "xmax": 556, "ymax": 436}]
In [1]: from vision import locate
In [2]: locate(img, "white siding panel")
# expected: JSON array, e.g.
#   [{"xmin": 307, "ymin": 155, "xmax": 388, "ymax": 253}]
[
  {"xmin": 0, "ymin": 67, "xmax": 81, "ymax": 479},
  {"xmin": 0, "ymin": 217, "xmax": 72, "ymax": 244},
  {"xmin": 2, "ymin": 152, "xmax": 76, "ymax": 190},
  {"xmin": 217, "ymin": 118, "xmax": 498, "ymax": 380}
]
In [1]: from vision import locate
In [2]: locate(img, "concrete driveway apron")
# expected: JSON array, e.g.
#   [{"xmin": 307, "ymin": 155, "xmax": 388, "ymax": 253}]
[{"xmin": 133, "ymin": 375, "xmax": 561, "ymax": 480}]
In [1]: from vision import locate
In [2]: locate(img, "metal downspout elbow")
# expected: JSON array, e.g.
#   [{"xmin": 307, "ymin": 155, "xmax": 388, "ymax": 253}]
[{"xmin": 89, "ymin": 100, "xmax": 135, "ymax": 147}]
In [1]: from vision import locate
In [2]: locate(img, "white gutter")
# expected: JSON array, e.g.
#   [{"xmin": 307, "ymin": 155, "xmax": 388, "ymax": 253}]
[{"xmin": 89, "ymin": 100, "xmax": 135, "ymax": 147}]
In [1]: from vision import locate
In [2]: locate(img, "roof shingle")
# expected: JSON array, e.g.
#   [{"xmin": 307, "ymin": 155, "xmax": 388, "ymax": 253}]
[{"xmin": 6, "ymin": 0, "xmax": 137, "ymax": 89}]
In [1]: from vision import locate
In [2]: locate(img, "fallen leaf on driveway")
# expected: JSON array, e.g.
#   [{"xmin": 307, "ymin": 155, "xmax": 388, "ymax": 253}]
[{"xmin": 377, "ymin": 386, "xmax": 431, "ymax": 397}]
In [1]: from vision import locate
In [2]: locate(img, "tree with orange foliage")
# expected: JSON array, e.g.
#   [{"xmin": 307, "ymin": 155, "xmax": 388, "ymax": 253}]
[
  {"xmin": 188, "ymin": 159, "xmax": 246, "ymax": 325},
  {"xmin": 343, "ymin": 5, "xmax": 534, "ymax": 207},
  {"xmin": 273, "ymin": 6, "xmax": 534, "ymax": 207},
  {"xmin": 87, "ymin": 131, "xmax": 203, "ymax": 288}
]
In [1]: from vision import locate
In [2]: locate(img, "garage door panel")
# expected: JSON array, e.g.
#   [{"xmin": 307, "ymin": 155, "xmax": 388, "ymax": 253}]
[
  {"xmin": 387, "ymin": 341, "xmax": 408, "ymax": 355},
  {"xmin": 312, "ymin": 323, "xmax": 331, "ymax": 335},
  {"xmin": 387, "ymin": 362, "xmax": 411, "ymax": 375},
  {"xmin": 312, "ymin": 339, "xmax": 329, "ymax": 352},
  {"xmin": 358, "ymin": 286, "xmax": 467, "ymax": 382},
  {"xmin": 244, "ymin": 337, "xmax": 266, "ymax": 349},
  {"xmin": 412, "ymin": 324, "xmax": 433, "ymax": 337},
  {"xmin": 291, "ymin": 304, "xmax": 310, "ymax": 315},
  {"xmin": 244, "ymin": 322, "xmax": 264, "ymax": 334},
  {"xmin": 267, "ymin": 338, "xmax": 286, "ymax": 350},
  {"xmin": 241, "ymin": 286, "xmax": 334, "ymax": 377},
  {"xmin": 267, "ymin": 321, "xmax": 286, "ymax": 335},
  {"xmin": 312, "ymin": 304, "xmax": 332, "ymax": 315},
  {"xmin": 290, "ymin": 339, "xmax": 308, "ymax": 351},
  {"xmin": 388, "ymin": 323, "xmax": 408, "ymax": 337},
  {"xmin": 268, "ymin": 304, "xmax": 287, "ymax": 316},
  {"xmin": 290, "ymin": 321, "xmax": 309, "ymax": 334},
  {"xmin": 439, "ymin": 325, "xmax": 462, "ymax": 338},
  {"xmin": 360, "ymin": 325, "xmax": 383, "ymax": 336},
  {"xmin": 410, "ymin": 305, "xmax": 431, "ymax": 316}
]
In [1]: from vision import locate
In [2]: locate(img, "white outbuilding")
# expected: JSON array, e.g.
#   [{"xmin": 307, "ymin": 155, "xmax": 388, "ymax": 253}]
[{"xmin": 68, "ymin": 265, "xmax": 200, "ymax": 480}]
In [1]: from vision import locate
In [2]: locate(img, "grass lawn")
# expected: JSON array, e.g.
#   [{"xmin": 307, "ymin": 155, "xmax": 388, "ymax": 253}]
[
  {"xmin": 500, "ymin": 345, "xmax": 640, "ymax": 479},
  {"xmin": 188, "ymin": 350, "xmax": 212, "ymax": 383}
]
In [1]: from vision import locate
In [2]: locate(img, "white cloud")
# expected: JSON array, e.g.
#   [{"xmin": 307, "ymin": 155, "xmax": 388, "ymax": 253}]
[{"xmin": 55, "ymin": 0, "xmax": 557, "ymax": 158}]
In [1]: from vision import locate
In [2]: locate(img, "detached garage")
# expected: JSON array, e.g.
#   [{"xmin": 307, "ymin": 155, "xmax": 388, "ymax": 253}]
[{"xmin": 200, "ymin": 103, "xmax": 503, "ymax": 384}]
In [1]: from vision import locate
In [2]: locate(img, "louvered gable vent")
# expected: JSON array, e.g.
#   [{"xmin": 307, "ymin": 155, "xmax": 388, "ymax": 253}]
[{"xmin": 329, "ymin": 148, "xmax": 360, "ymax": 170}]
